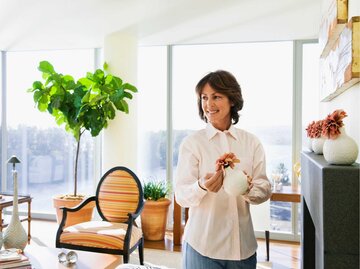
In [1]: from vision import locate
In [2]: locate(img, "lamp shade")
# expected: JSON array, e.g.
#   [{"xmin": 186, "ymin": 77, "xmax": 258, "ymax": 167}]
[{"xmin": 7, "ymin": 155, "xmax": 21, "ymax": 169}]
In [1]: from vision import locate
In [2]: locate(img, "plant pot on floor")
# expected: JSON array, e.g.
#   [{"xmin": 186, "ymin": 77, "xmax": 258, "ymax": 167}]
[
  {"xmin": 53, "ymin": 195, "xmax": 96, "ymax": 228},
  {"xmin": 141, "ymin": 198, "xmax": 171, "ymax": 241}
]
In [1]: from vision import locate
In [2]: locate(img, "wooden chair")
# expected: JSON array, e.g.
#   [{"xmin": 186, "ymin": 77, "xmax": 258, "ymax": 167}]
[{"xmin": 55, "ymin": 166, "xmax": 144, "ymax": 264}]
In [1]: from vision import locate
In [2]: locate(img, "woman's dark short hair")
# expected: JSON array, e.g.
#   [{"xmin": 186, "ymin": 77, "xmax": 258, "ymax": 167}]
[{"xmin": 195, "ymin": 70, "xmax": 243, "ymax": 125}]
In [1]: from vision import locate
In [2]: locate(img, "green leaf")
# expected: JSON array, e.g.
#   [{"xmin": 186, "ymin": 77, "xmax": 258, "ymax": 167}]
[
  {"xmin": 123, "ymin": 91, "xmax": 133, "ymax": 99},
  {"xmin": 111, "ymin": 76, "xmax": 123, "ymax": 88},
  {"xmin": 103, "ymin": 62, "xmax": 108, "ymax": 70},
  {"xmin": 123, "ymin": 83, "xmax": 137, "ymax": 92},
  {"xmin": 93, "ymin": 69, "xmax": 104, "ymax": 82},
  {"xmin": 38, "ymin": 61, "xmax": 55, "ymax": 74},
  {"xmin": 120, "ymin": 100, "xmax": 129, "ymax": 113},
  {"xmin": 143, "ymin": 180, "xmax": 169, "ymax": 201},
  {"xmin": 32, "ymin": 81, "xmax": 43, "ymax": 90},
  {"xmin": 82, "ymin": 90, "xmax": 91, "ymax": 103},
  {"xmin": 104, "ymin": 102, "xmax": 116, "ymax": 119},
  {"xmin": 50, "ymin": 95, "xmax": 63, "ymax": 109},
  {"xmin": 78, "ymin": 77, "xmax": 94, "ymax": 89},
  {"xmin": 38, "ymin": 101, "xmax": 48, "ymax": 112},
  {"xmin": 33, "ymin": 91, "xmax": 42, "ymax": 103},
  {"xmin": 104, "ymin": 75, "xmax": 114, "ymax": 86},
  {"xmin": 99, "ymin": 85, "xmax": 112, "ymax": 94}
]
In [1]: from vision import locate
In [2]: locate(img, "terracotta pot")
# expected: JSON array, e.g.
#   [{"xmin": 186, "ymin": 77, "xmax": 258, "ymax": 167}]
[
  {"xmin": 53, "ymin": 195, "xmax": 96, "ymax": 228},
  {"xmin": 141, "ymin": 198, "xmax": 171, "ymax": 241}
]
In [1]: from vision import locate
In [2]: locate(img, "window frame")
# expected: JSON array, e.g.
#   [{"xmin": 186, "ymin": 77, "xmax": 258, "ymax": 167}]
[
  {"xmin": 162, "ymin": 39, "xmax": 317, "ymax": 241},
  {"xmin": 0, "ymin": 48, "xmax": 102, "ymax": 220}
]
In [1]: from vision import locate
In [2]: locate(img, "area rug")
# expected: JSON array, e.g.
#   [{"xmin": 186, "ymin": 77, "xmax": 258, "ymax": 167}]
[
  {"xmin": 33, "ymin": 237, "xmax": 273, "ymax": 269},
  {"xmin": 129, "ymin": 248, "xmax": 181, "ymax": 269},
  {"xmin": 129, "ymin": 249, "xmax": 273, "ymax": 269}
]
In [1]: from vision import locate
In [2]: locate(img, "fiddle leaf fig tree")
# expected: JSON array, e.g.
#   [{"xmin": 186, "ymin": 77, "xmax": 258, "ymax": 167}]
[{"xmin": 28, "ymin": 60, "xmax": 137, "ymax": 198}]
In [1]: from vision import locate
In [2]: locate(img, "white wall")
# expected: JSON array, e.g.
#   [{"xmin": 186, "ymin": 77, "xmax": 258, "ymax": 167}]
[
  {"xmin": 319, "ymin": 0, "xmax": 360, "ymax": 163},
  {"xmin": 102, "ymin": 30, "xmax": 138, "ymax": 173}
]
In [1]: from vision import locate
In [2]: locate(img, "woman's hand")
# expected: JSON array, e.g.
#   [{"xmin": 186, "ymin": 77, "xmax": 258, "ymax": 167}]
[
  {"xmin": 243, "ymin": 171, "xmax": 254, "ymax": 195},
  {"xmin": 215, "ymin": 152, "xmax": 240, "ymax": 171},
  {"xmin": 199, "ymin": 170, "xmax": 224, "ymax": 192}
]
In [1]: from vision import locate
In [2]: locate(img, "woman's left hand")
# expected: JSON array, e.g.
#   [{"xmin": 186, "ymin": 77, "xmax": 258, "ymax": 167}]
[
  {"xmin": 201, "ymin": 170, "xmax": 224, "ymax": 192},
  {"xmin": 243, "ymin": 171, "xmax": 253, "ymax": 195}
]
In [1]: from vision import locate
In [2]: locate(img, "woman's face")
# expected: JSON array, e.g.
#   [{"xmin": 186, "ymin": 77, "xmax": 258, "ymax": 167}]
[{"xmin": 200, "ymin": 83, "xmax": 232, "ymax": 131}]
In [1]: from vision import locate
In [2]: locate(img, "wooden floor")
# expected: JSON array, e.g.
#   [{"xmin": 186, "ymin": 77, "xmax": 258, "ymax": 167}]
[{"xmin": 30, "ymin": 219, "xmax": 300, "ymax": 269}]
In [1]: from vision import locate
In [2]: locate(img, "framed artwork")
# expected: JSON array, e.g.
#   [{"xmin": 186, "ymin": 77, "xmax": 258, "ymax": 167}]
[
  {"xmin": 320, "ymin": 16, "xmax": 360, "ymax": 101},
  {"xmin": 319, "ymin": 0, "xmax": 348, "ymax": 58}
]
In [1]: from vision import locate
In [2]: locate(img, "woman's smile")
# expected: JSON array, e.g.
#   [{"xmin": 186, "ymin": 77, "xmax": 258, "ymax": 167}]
[{"xmin": 201, "ymin": 83, "xmax": 231, "ymax": 131}]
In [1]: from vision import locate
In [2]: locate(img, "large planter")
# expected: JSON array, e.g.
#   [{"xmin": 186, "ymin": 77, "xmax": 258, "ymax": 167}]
[
  {"xmin": 53, "ymin": 195, "xmax": 96, "ymax": 228},
  {"xmin": 141, "ymin": 198, "xmax": 171, "ymax": 241}
]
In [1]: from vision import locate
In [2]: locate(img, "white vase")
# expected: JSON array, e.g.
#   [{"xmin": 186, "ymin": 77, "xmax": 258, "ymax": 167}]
[
  {"xmin": 307, "ymin": 138, "xmax": 313, "ymax": 152},
  {"xmin": 3, "ymin": 170, "xmax": 28, "ymax": 250},
  {"xmin": 323, "ymin": 127, "xmax": 359, "ymax": 165},
  {"xmin": 312, "ymin": 137, "xmax": 325, "ymax": 155},
  {"xmin": 223, "ymin": 167, "xmax": 249, "ymax": 196}
]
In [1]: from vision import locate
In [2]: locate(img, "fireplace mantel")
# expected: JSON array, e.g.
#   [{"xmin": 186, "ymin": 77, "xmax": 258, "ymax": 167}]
[{"xmin": 301, "ymin": 151, "xmax": 359, "ymax": 269}]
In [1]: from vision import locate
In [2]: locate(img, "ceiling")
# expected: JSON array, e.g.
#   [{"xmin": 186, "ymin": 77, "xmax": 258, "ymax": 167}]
[{"xmin": 0, "ymin": 0, "xmax": 321, "ymax": 51}]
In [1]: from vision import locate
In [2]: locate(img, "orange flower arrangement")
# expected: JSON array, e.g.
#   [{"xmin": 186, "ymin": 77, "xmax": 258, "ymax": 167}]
[
  {"xmin": 305, "ymin": 120, "xmax": 324, "ymax": 139},
  {"xmin": 313, "ymin": 120, "xmax": 324, "ymax": 138},
  {"xmin": 306, "ymin": 121, "xmax": 316, "ymax": 138},
  {"xmin": 322, "ymin": 109, "xmax": 347, "ymax": 139}
]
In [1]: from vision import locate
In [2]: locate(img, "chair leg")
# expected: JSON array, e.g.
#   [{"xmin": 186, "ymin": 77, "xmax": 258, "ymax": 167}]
[
  {"xmin": 139, "ymin": 237, "xmax": 144, "ymax": 265},
  {"xmin": 265, "ymin": 230, "xmax": 270, "ymax": 261},
  {"xmin": 123, "ymin": 254, "xmax": 129, "ymax": 264}
]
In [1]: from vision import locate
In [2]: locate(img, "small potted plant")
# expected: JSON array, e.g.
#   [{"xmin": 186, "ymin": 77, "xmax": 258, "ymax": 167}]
[
  {"xmin": 28, "ymin": 61, "xmax": 137, "ymax": 226},
  {"xmin": 141, "ymin": 180, "xmax": 171, "ymax": 241}
]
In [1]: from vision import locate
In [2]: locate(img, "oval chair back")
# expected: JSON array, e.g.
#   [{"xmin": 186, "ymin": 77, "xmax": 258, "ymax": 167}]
[{"xmin": 96, "ymin": 166, "xmax": 144, "ymax": 223}]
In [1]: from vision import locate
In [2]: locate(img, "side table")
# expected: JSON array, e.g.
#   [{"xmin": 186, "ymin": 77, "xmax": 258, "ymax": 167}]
[{"xmin": 0, "ymin": 193, "xmax": 32, "ymax": 243}]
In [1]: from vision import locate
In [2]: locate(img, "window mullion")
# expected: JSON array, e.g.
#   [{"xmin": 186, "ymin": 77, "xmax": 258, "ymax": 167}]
[{"xmin": 1, "ymin": 51, "xmax": 7, "ymax": 191}]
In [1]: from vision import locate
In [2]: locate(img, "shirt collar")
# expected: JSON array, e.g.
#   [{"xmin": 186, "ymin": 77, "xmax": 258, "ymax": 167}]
[{"xmin": 205, "ymin": 123, "xmax": 238, "ymax": 141}]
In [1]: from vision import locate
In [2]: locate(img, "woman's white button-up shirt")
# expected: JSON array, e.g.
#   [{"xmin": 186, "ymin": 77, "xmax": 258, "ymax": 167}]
[{"xmin": 175, "ymin": 123, "xmax": 272, "ymax": 260}]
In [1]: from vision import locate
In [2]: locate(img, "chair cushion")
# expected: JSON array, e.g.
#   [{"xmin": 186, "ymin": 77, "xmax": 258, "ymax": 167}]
[{"xmin": 60, "ymin": 221, "xmax": 143, "ymax": 250}]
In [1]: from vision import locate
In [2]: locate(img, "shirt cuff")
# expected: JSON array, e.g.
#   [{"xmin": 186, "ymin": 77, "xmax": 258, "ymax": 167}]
[{"xmin": 198, "ymin": 178, "xmax": 207, "ymax": 191}]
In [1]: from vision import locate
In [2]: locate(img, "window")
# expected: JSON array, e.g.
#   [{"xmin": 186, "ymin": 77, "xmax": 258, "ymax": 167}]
[
  {"xmin": 172, "ymin": 42, "xmax": 293, "ymax": 235},
  {"xmin": 138, "ymin": 40, "xmax": 318, "ymax": 239},
  {"xmin": 302, "ymin": 43, "xmax": 320, "ymax": 150},
  {"xmin": 300, "ymin": 41, "xmax": 320, "ymax": 234},
  {"xmin": 137, "ymin": 46, "xmax": 168, "ymax": 183},
  {"xmin": 4, "ymin": 49, "xmax": 97, "ymax": 217}
]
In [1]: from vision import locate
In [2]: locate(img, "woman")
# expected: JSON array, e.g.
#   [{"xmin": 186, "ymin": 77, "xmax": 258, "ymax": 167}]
[{"xmin": 175, "ymin": 70, "xmax": 272, "ymax": 269}]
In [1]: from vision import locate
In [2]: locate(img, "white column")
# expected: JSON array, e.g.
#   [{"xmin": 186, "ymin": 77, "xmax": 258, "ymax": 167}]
[{"xmin": 102, "ymin": 30, "xmax": 138, "ymax": 173}]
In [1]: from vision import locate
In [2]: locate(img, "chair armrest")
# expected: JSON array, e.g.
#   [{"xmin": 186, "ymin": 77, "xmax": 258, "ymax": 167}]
[
  {"xmin": 56, "ymin": 196, "xmax": 96, "ymax": 247},
  {"xmin": 126, "ymin": 200, "xmax": 144, "ymax": 224},
  {"xmin": 128, "ymin": 211, "xmax": 141, "ymax": 222},
  {"xmin": 60, "ymin": 196, "xmax": 96, "ymax": 213}
]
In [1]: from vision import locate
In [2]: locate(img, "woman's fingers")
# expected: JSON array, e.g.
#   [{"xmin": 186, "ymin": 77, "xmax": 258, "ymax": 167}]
[
  {"xmin": 205, "ymin": 172, "xmax": 221, "ymax": 189},
  {"xmin": 204, "ymin": 170, "xmax": 223, "ymax": 192}
]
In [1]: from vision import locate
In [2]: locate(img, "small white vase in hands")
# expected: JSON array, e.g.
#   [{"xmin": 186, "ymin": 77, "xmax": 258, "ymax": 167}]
[
  {"xmin": 323, "ymin": 127, "xmax": 359, "ymax": 165},
  {"xmin": 223, "ymin": 167, "xmax": 249, "ymax": 196}
]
